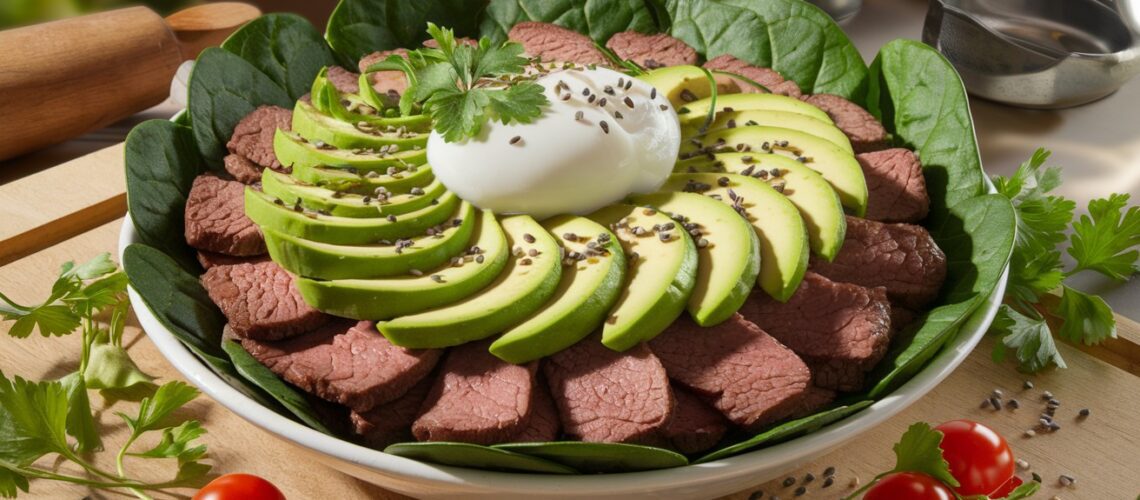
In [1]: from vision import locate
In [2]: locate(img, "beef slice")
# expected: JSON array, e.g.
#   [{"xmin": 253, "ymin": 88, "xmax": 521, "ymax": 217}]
[
  {"xmin": 508, "ymin": 21, "xmax": 609, "ymax": 66},
  {"xmin": 858, "ymin": 148, "xmax": 930, "ymax": 223},
  {"xmin": 226, "ymin": 105, "xmax": 292, "ymax": 169},
  {"xmin": 605, "ymin": 31, "xmax": 698, "ymax": 68},
  {"xmin": 184, "ymin": 175, "xmax": 266, "ymax": 256},
  {"xmin": 703, "ymin": 54, "xmax": 803, "ymax": 98},
  {"xmin": 802, "ymin": 94, "xmax": 889, "ymax": 153},
  {"xmin": 351, "ymin": 375, "xmax": 434, "ymax": 449},
  {"xmin": 660, "ymin": 386, "xmax": 729, "ymax": 454}
]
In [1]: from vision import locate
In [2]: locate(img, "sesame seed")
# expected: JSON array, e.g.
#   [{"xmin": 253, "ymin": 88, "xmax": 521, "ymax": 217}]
[
  {"xmin": 1024, "ymin": 380, "xmax": 1034, "ymax": 389},
  {"xmin": 782, "ymin": 477, "xmax": 795, "ymax": 487},
  {"xmin": 680, "ymin": 89, "xmax": 697, "ymax": 102},
  {"xmin": 604, "ymin": 85, "xmax": 615, "ymax": 95},
  {"xmin": 803, "ymin": 473, "xmax": 815, "ymax": 484},
  {"xmin": 510, "ymin": 135, "xmax": 522, "ymax": 145},
  {"xmin": 430, "ymin": 274, "xmax": 444, "ymax": 283},
  {"xmin": 624, "ymin": 96, "xmax": 635, "ymax": 108},
  {"xmin": 520, "ymin": 258, "xmax": 532, "ymax": 266},
  {"xmin": 476, "ymin": 254, "xmax": 485, "ymax": 263},
  {"xmin": 614, "ymin": 111, "xmax": 624, "ymax": 120},
  {"xmin": 600, "ymin": 121, "xmax": 610, "ymax": 134},
  {"xmin": 387, "ymin": 214, "xmax": 397, "ymax": 222},
  {"xmin": 1059, "ymin": 474, "xmax": 1075, "ymax": 486},
  {"xmin": 575, "ymin": 110, "xmax": 584, "ymax": 121},
  {"xmin": 1079, "ymin": 408, "xmax": 1090, "ymax": 417},
  {"xmin": 409, "ymin": 269, "xmax": 423, "ymax": 276},
  {"xmin": 523, "ymin": 233, "xmax": 536, "ymax": 243},
  {"xmin": 793, "ymin": 486, "xmax": 805, "ymax": 497},
  {"xmin": 650, "ymin": 87, "xmax": 657, "ymax": 99}
]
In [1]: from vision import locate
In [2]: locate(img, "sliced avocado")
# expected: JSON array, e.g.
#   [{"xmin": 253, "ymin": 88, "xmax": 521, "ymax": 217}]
[
  {"xmin": 294, "ymin": 210, "xmax": 509, "ymax": 319},
  {"xmin": 264, "ymin": 201, "xmax": 475, "ymax": 280},
  {"xmin": 260, "ymin": 169, "xmax": 446, "ymax": 218},
  {"xmin": 675, "ymin": 152, "xmax": 846, "ymax": 261},
  {"xmin": 680, "ymin": 125, "xmax": 867, "ymax": 216},
  {"xmin": 680, "ymin": 110, "xmax": 853, "ymax": 153},
  {"xmin": 662, "ymin": 173, "xmax": 808, "ymax": 302},
  {"xmin": 378, "ymin": 215, "xmax": 563, "ymax": 348},
  {"xmin": 292, "ymin": 162, "xmax": 434, "ymax": 195},
  {"xmin": 626, "ymin": 192, "xmax": 760, "ymax": 326},
  {"xmin": 588, "ymin": 204, "xmax": 698, "ymax": 351},
  {"xmin": 292, "ymin": 99, "xmax": 428, "ymax": 151},
  {"xmin": 274, "ymin": 129, "xmax": 427, "ymax": 172},
  {"xmin": 245, "ymin": 188, "xmax": 460, "ymax": 245},
  {"xmin": 489, "ymin": 216, "xmax": 626, "ymax": 363},
  {"xmin": 636, "ymin": 65, "xmax": 716, "ymax": 109},
  {"xmin": 677, "ymin": 94, "xmax": 833, "ymax": 126}
]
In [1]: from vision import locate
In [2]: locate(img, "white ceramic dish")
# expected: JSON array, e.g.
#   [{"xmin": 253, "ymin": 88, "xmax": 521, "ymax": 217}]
[{"xmin": 119, "ymin": 210, "xmax": 1008, "ymax": 500}]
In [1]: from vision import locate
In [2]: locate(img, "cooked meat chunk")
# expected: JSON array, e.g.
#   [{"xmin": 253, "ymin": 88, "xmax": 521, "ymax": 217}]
[
  {"xmin": 413, "ymin": 339, "xmax": 539, "ymax": 445},
  {"xmin": 326, "ymin": 65, "xmax": 360, "ymax": 95},
  {"xmin": 201, "ymin": 260, "xmax": 327, "ymax": 340},
  {"xmin": 891, "ymin": 306, "xmax": 919, "ymax": 336},
  {"xmin": 544, "ymin": 336, "xmax": 673, "ymax": 446},
  {"xmin": 508, "ymin": 21, "xmax": 609, "ymax": 66},
  {"xmin": 650, "ymin": 314, "xmax": 811, "ymax": 432},
  {"xmin": 858, "ymin": 148, "xmax": 930, "ymax": 223},
  {"xmin": 605, "ymin": 31, "xmax": 698, "ymax": 68},
  {"xmin": 802, "ymin": 94, "xmax": 889, "ymax": 153},
  {"xmin": 703, "ymin": 54, "xmax": 803, "ymax": 98},
  {"xmin": 226, "ymin": 105, "xmax": 292, "ymax": 169},
  {"xmin": 358, "ymin": 48, "xmax": 410, "ymax": 98},
  {"xmin": 511, "ymin": 379, "xmax": 561, "ymax": 443},
  {"xmin": 222, "ymin": 154, "xmax": 263, "ymax": 184},
  {"xmin": 787, "ymin": 386, "xmax": 837, "ymax": 420},
  {"xmin": 242, "ymin": 320, "xmax": 441, "ymax": 413},
  {"xmin": 196, "ymin": 251, "xmax": 267, "ymax": 270},
  {"xmin": 351, "ymin": 375, "xmax": 434, "ymax": 449},
  {"xmin": 742, "ymin": 272, "xmax": 891, "ymax": 392},
  {"xmin": 184, "ymin": 175, "xmax": 265, "ymax": 256},
  {"xmin": 660, "ymin": 386, "xmax": 729, "ymax": 454},
  {"xmin": 810, "ymin": 217, "xmax": 948, "ymax": 309}
]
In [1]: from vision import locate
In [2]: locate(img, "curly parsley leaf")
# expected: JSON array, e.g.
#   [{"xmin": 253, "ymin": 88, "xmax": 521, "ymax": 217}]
[
  {"xmin": 426, "ymin": 87, "xmax": 493, "ymax": 142},
  {"xmin": 1067, "ymin": 193, "xmax": 1140, "ymax": 281},
  {"xmin": 1053, "ymin": 285, "xmax": 1116, "ymax": 345},
  {"xmin": 487, "ymin": 83, "xmax": 547, "ymax": 124},
  {"xmin": 991, "ymin": 305, "xmax": 1066, "ymax": 373},
  {"xmin": 891, "ymin": 422, "xmax": 960, "ymax": 488}
]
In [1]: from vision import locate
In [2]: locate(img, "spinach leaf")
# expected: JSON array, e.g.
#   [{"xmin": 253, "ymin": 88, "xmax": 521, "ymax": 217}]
[
  {"xmin": 695, "ymin": 401, "xmax": 873, "ymax": 463},
  {"xmin": 188, "ymin": 47, "xmax": 293, "ymax": 168},
  {"xmin": 325, "ymin": 0, "xmax": 485, "ymax": 67},
  {"xmin": 479, "ymin": 0, "xmax": 661, "ymax": 44},
  {"xmin": 221, "ymin": 340, "xmax": 334, "ymax": 434},
  {"xmin": 125, "ymin": 119, "xmax": 204, "ymax": 274},
  {"xmin": 665, "ymin": 0, "xmax": 868, "ymax": 101},
  {"xmin": 384, "ymin": 442, "xmax": 578, "ymax": 474},
  {"xmin": 221, "ymin": 13, "xmax": 337, "ymax": 101},
  {"xmin": 495, "ymin": 442, "xmax": 687, "ymax": 472}
]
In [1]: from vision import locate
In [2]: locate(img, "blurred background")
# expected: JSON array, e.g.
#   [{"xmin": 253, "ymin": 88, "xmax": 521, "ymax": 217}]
[{"xmin": 0, "ymin": 0, "xmax": 336, "ymax": 28}]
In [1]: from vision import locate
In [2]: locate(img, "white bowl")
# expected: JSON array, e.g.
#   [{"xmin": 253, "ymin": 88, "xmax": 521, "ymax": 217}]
[{"xmin": 118, "ymin": 211, "xmax": 1008, "ymax": 499}]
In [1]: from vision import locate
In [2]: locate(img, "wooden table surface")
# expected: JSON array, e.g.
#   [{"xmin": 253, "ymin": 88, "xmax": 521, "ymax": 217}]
[{"xmin": 2, "ymin": 145, "xmax": 1139, "ymax": 500}]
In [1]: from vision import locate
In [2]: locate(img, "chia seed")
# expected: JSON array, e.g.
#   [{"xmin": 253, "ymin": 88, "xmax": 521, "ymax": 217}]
[
  {"xmin": 476, "ymin": 254, "xmax": 485, "ymax": 264},
  {"xmin": 510, "ymin": 135, "xmax": 522, "ymax": 145},
  {"xmin": 782, "ymin": 477, "xmax": 795, "ymax": 487},
  {"xmin": 520, "ymin": 258, "xmax": 532, "ymax": 266},
  {"xmin": 387, "ymin": 215, "xmax": 397, "ymax": 222},
  {"xmin": 409, "ymin": 269, "xmax": 423, "ymax": 276},
  {"xmin": 430, "ymin": 274, "xmax": 444, "ymax": 283},
  {"xmin": 823, "ymin": 466, "xmax": 836, "ymax": 477},
  {"xmin": 623, "ymin": 96, "xmax": 635, "ymax": 108},
  {"xmin": 793, "ymin": 486, "xmax": 806, "ymax": 497},
  {"xmin": 822, "ymin": 476, "xmax": 834, "ymax": 488},
  {"xmin": 523, "ymin": 233, "xmax": 536, "ymax": 243},
  {"xmin": 600, "ymin": 121, "xmax": 610, "ymax": 134},
  {"xmin": 1079, "ymin": 408, "xmax": 1090, "ymax": 417},
  {"xmin": 1059, "ymin": 474, "xmax": 1075, "ymax": 487}
]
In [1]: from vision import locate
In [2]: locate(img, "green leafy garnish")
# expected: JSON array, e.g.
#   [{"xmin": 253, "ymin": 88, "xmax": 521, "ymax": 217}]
[
  {"xmin": 844, "ymin": 422, "xmax": 957, "ymax": 499},
  {"xmin": 991, "ymin": 149, "xmax": 1138, "ymax": 372},
  {"xmin": 365, "ymin": 23, "xmax": 549, "ymax": 142}
]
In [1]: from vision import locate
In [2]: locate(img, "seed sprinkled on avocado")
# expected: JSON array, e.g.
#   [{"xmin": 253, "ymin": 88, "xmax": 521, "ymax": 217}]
[
  {"xmin": 409, "ymin": 269, "xmax": 423, "ymax": 276},
  {"xmin": 680, "ymin": 89, "xmax": 697, "ymax": 102},
  {"xmin": 523, "ymin": 233, "xmax": 536, "ymax": 243}
]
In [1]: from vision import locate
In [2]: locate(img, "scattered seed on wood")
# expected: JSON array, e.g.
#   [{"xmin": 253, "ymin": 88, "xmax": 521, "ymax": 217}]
[
  {"xmin": 803, "ymin": 473, "xmax": 815, "ymax": 484},
  {"xmin": 823, "ymin": 466, "xmax": 836, "ymax": 477},
  {"xmin": 793, "ymin": 486, "xmax": 806, "ymax": 497},
  {"xmin": 1059, "ymin": 475, "xmax": 1075, "ymax": 486},
  {"xmin": 1031, "ymin": 472, "xmax": 1042, "ymax": 483},
  {"xmin": 1024, "ymin": 380, "xmax": 1034, "ymax": 389},
  {"xmin": 1008, "ymin": 399, "xmax": 1020, "ymax": 410},
  {"xmin": 1079, "ymin": 408, "xmax": 1090, "ymax": 417},
  {"xmin": 782, "ymin": 477, "xmax": 795, "ymax": 487},
  {"xmin": 1016, "ymin": 459, "xmax": 1030, "ymax": 469},
  {"xmin": 600, "ymin": 121, "xmax": 610, "ymax": 134},
  {"xmin": 1025, "ymin": 429, "xmax": 1036, "ymax": 437},
  {"xmin": 1042, "ymin": 390, "xmax": 1054, "ymax": 400},
  {"xmin": 748, "ymin": 491, "xmax": 763, "ymax": 500},
  {"xmin": 989, "ymin": 397, "xmax": 1003, "ymax": 411},
  {"xmin": 822, "ymin": 476, "xmax": 834, "ymax": 488},
  {"xmin": 510, "ymin": 135, "xmax": 522, "ymax": 145}
]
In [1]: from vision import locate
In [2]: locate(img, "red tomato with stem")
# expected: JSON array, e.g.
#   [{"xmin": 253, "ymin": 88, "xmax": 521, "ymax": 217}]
[
  {"xmin": 935, "ymin": 419, "xmax": 1016, "ymax": 496},
  {"xmin": 864, "ymin": 472, "xmax": 955, "ymax": 500},
  {"xmin": 193, "ymin": 473, "xmax": 286, "ymax": 500}
]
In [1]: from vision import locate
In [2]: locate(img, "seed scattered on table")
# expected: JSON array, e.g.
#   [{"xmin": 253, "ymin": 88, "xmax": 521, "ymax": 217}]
[
  {"xmin": 803, "ymin": 472, "xmax": 815, "ymax": 484},
  {"xmin": 823, "ymin": 466, "xmax": 836, "ymax": 477},
  {"xmin": 1079, "ymin": 408, "xmax": 1090, "ymax": 418},
  {"xmin": 1024, "ymin": 380, "xmax": 1034, "ymax": 389},
  {"xmin": 782, "ymin": 477, "xmax": 795, "ymax": 487},
  {"xmin": 793, "ymin": 486, "xmax": 806, "ymax": 497},
  {"xmin": 1059, "ymin": 474, "xmax": 1075, "ymax": 487},
  {"xmin": 1016, "ymin": 459, "xmax": 1030, "ymax": 469},
  {"xmin": 1031, "ymin": 472, "xmax": 1042, "ymax": 483}
]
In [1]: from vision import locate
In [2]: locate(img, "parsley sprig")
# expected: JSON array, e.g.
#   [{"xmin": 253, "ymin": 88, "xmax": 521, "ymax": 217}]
[
  {"xmin": 0, "ymin": 254, "xmax": 210, "ymax": 499},
  {"xmin": 990, "ymin": 149, "xmax": 1139, "ymax": 372},
  {"xmin": 365, "ymin": 23, "xmax": 549, "ymax": 142}
]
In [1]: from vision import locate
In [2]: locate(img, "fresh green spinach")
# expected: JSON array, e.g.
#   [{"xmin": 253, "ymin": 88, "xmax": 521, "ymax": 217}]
[
  {"xmin": 695, "ymin": 401, "xmax": 873, "ymax": 463},
  {"xmin": 221, "ymin": 340, "xmax": 335, "ymax": 434},
  {"xmin": 384, "ymin": 442, "xmax": 578, "ymax": 474},
  {"xmin": 495, "ymin": 442, "xmax": 688, "ymax": 472},
  {"xmin": 325, "ymin": 0, "xmax": 485, "ymax": 67},
  {"xmin": 479, "ymin": 0, "xmax": 661, "ymax": 44},
  {"xmin": 221, "ymin": 13, "xmax": 337, "ymax": 101}
]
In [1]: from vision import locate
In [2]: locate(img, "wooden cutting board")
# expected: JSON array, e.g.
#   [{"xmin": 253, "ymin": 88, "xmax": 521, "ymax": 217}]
[{"xmin": 1, "ymin": 144, "xmax": 1138, "ymax": 499}]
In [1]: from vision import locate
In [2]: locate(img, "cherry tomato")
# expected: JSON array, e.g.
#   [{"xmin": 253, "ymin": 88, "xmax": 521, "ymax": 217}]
[
  {"xmin": 864, "ymin": 472, "xmax": 954, "ymax": 500},
  {"xmin": 935, "ymin": 419, "xmax": 1015, "ymax": 496},
  {"xmin": 989, "ymin": 475, "xmax": 1024, "ymax": 498},
  {"xmin": 193, "ymin": 473, "xmax": 286, "ymax": 500}
]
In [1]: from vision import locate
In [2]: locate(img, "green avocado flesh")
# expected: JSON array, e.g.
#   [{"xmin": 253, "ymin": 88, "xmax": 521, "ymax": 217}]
[
  {"xmin": 291, "ymin": 163, "xmax": 435, "ymax": 195},
  {"xmin": 379, "ymin": 215, "xmax": 563, "ymax": 348},
  {"xmin": 264, "ymin": 201, "xmax": 475, "ymax": 280},
  {"xmin": 626, "ymin": 192, "xmax": 760, "ymax": 326},
  {"xmin": 489, "ymin": 216, "xmax": 626, "ymax": 364},
  {"xmin": 260, "ymin": 169, "xmax": 446, "ymax": 218},
  {"xmin": 244, "ymin": 188, "xmax": 460, "ymax": 245},
  {"xmin": 294, "ymin": 209, "xmax": 509, "ymax": 320},
  {"xmin": 680, "ymin": 125, "xmax": 867, "ymax": 216},
  {"xmin": 292, "ymin": 99, "xmax": 428, "ymax": 150},
  {"xmin": 588, "ymin": 204, "xmax": 698, "ymax": 351},
  {"xmin": 680, "ymin": 110, "xmax": 852, "ymax": 153},
  {"xmin": 635, "ymin": 65, "xmax": 716, "ymax": 109},
  {"xmin": 274, "ymin": 129, "xmax": 427, "ymax": 172},
  {"xmin": 677, "ymin": 93, "xmax": 833, "ymax": 126},
  {"xmin": 675, "ymin": 152, "xmax": 846, "ymax": 261},
  {"xmin": 662, "ymin": 173, "xmax": 808, "ymax": 302}
]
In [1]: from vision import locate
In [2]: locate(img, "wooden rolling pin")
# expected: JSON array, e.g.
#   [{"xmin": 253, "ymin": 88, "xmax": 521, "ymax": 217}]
[{"xmin": 0, "ymin": 3, "xmax": 261, "ymax": 161}]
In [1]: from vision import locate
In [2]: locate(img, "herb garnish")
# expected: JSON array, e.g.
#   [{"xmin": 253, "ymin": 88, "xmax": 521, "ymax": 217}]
[
  {"xmin": 365, "ymin": 23, "xmax": 548, "ymax": 142},
  {"xmin": 0, "ymin": 254, "xmax": 210, "ymax": 498},
  {"xmin": 990, "ymin": 149, "xmax": 1139, "ymax": 372}
]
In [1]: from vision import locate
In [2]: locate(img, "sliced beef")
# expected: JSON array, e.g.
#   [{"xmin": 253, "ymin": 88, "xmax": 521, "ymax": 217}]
[
  {"xmin": 358, "ymin": 48, "xmax": 409, "ymax": 98},
  {"xmin": 787, "ymin": 386, "xmax": 837, "ymax": 420},
  {"xmin": 605, "ymin": 31, "xmax": 698, "ymax": 68},
  {"xmin": 196, "ymin": 251, "xmax": 267, "ymax": 270},
  {"xmin": 741, "ymin": 272, "xmax": 891, "ymax": 392},
  {"xmin": 544, "ymin": 336, "xmax": 673, "ymax": 446},
  {"xmin": 202, "ymin": 260, "xmax": 327, "ymax": 340},
  {"xmin": 508, "ymin": 21, "xmax": 609, "ymax": 66},
  {"xmin": 802, "ymin": 94, "xmax": 889, "ymax": 153},
  {"xmin": 660, "ymin": 386, "xmax": 729, "ymax": 454},
  {"xmin": 703, "ymin": 54, "xmax": 803, "ymax": 98},
  {"xmin": 226, "ymin": 105, "xmax": 292, "ymax": 170},
  {"xmin": 511, "ymin": 379, "xmax": 561, "ymax": 443},
  {"xmin": 242, "ymin": 320, "xmax": 442, "ymax": 413},
  {"xmin": 326, "ymin": 65, "xmax": 360, "ymax": 95},
  {"xmin": 891, "ymin": 306, "xmax": 919, "ymax": 336},
  {"xmin": 810, "ymin": 216, "xmax": 948, "ymax": 309},
  {"xmin": 649, "ymin": 314, "xmax": 811, "ymax": 432},
  {"xmin": 858, "ymin": 148, "xmax": 930, "ymax": 223},
  {"xmin": 351, "ymin": 375, "xmax": 434, "ymax": 449},
  {"xmin": 223, "ymin": 154, "xmax": 263, "ymax": 184},
  {"xmin": 184, "ymin": 175, "xmax": 265, "ymax": 256},
  {"xmin": 413, "ymin": 339, "xmax": 539, "ymax": 445}
]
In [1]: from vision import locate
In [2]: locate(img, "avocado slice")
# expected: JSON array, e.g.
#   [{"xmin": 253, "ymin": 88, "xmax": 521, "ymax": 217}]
[
  {"xmin": 291, "ymin": 162, "xmax": 434, "ymax": 195},
  {"xmin": 636, "ymin": 65, "xmax": 716, "ymax": 109},
  {"xmin": 588, "ymin": 204, "xmax": 698, "ymax": 351},
  {"xmin": 675, "ymin": 152, "xmax": 846, "ymax": 261},
  {"xmin": 294, "ymin": 209, "xmax": 510, "ymax": 319},
  {"xmin": 680, "ymin": 125, "xmax": 867, "ymax": 216},
  {"xmin": 245, "ymin": 188, "xmax": 460, "ymax": 245},
  {"xmin": 662, "ymin": 173, "xmax": 808, "ymax": 302},
  {"xmin": 489, "ymin": 216, "xmax": 627, "ymax": 363},
  {"xmin": 264, "ymin": 201, "xmax": 475, "ymax": 280},
  {"xmin": 677, "ymin": 93, "xmax": 833, "ymax": 126},
  {"xmin": 626, "ymin": 192, "xmax": 760, "ymax": 326},
  {"xmin": 274, "ymin": 129, "xmax": 427, "ymax": 172},
  {"xmin": 378, "ymin": 215, "xmax": 563, "ymax": 348},
  {"xmin": 292, "ymin": 99, "xmax": 429, "ymax": 151},
  {"xmin": 680, "ymin": 110, "xmax": 853, "ymax": 153},
  {"xmin": 309, "ymin": 68, "xmax": 430, "ymax": 130},
  {"xmin": 260, "ymin": 169, "xmax": 446, "ymax": 218}
]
